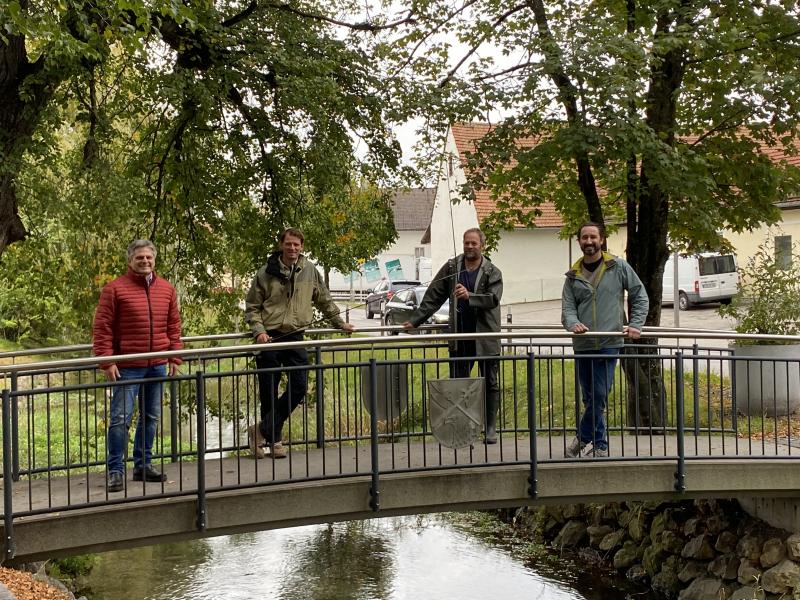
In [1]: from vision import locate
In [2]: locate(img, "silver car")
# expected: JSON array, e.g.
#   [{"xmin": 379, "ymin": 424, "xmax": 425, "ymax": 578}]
[
  {"xmin": 364, "ymin": 279, "xmax": 421, "ymax": 319},
  {"xmin": 383, "ymin": 286, "xmax": 449, "ymax": 334}
]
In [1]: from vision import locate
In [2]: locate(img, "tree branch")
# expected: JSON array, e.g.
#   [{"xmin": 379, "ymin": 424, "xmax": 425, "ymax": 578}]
[
  {"xmin": 391, "ymin": 0, "xmax": 482, "ymax": 75},
  {"xmin": 438, "ymin": 3, "xmax": 527, "ymax": 88},
  {"xmin": 478, "ymin": 59, "xmax": 540, "ymax": 82},
  {"xmin": 687, "ymin": 108, "xmax": 756, "ymax": 148},
  {"xmin": 685, "ymin": 28, "xmax": 800, "ymax": 66},
  {"xmin": 263, "ymin": 1, "xmax": 416, "ymax": 31},
  {"xmin": 222, "ymin": 1, "xmax": 259, "ymax": 27}
]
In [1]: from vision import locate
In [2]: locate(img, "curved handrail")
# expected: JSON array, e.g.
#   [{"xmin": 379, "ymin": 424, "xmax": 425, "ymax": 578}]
[{"xmin": 2, "ymin": 328, "xmax": 798, "ymax": 376}]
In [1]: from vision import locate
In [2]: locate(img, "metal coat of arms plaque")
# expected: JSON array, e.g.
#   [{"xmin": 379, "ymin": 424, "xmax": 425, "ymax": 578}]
[
  {"xmin": 428, "ymin": 377, "xmax": 485, "ymax": 449},
  {"xmin": 360, "ymin": 364, "xmax": 408, "ymax": 421}
]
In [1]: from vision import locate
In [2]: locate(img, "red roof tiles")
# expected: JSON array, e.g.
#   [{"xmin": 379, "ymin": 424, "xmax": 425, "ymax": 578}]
[
  {"xmin": 450, "ymin": 122, "xmax": 800, "ymax": 229},
  {"xmin": 450, "ymin": 123, "xmax": 562, "ymax": 228}
]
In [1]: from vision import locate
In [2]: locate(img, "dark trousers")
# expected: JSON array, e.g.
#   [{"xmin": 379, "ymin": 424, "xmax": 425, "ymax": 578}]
[
  {"xmin": 449, "ymin": 339, "xmax": 500, "ymax": 410},
  {"xmin": 255, "ymin": 330, "xmax": 308, "ymax": 444}
]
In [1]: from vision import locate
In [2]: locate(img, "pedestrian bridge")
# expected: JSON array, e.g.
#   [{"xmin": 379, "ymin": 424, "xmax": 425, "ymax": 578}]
[{"xmin": 1, "ymin": 328, "xmax": 799, "ymax": 563}]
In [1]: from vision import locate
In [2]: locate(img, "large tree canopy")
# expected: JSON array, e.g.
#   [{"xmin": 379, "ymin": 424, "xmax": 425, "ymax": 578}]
[
  {"xmin": 0, "ymin": 0, "xmax": 414, "ymax": 341},
  {"xmin": 396, "ymin": 0, "xmax": 800, "ymax": 326}
]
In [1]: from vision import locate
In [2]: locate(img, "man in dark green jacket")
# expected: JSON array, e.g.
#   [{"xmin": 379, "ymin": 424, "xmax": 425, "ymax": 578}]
[
  {"xmin": 403, "ymin": 228, "xmax": 504, "ymax": 443},
  {"xmin": 561, "ymin": 222, "xmax": 649, "ymax": 458},
  {"xmin": 245, "ymin": 227, "xmax": 355, "ymax": 458}
]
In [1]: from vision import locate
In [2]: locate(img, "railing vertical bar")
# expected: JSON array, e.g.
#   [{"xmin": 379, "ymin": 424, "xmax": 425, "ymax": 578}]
[
  {"xmin": 674, "ymin": 351, "xmax": 686, "ymax": 493},
  {"xmin": 3, "ymin": 389, "xmax": 16, "ymax": 561},
  {"xmin": 10, "ymin": 374, "xmax": 19, "ymax": 482},
  {"xmin": 170, "ymin": 379, "xmax": 179, "ymax": 463},
  {"xmin": 315, "ymin": 347, "xmax": 324, "ymax": 449},
  {"xmin": 369, "ymin": 359, "xmax": 380, "ymax": 511},
  {"xmin": 195, "ymin": 372, "xmax": 207, "ymax": 532},
  {"xmin": 527, "ymin": 352, "xmax": 537, "ymax": 498},
  {"xmin": 692, "ymin": 343, "xmax": 699, "ymax": 439}
]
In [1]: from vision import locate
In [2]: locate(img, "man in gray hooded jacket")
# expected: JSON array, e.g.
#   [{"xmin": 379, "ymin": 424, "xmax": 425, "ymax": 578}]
[
  {"xmin": 403, "ymin": 228, "xmax": 503, "ymax": 443},
  {"xmin": 561, "ymin": 222, "xmax": 649, "ymax": 458}
]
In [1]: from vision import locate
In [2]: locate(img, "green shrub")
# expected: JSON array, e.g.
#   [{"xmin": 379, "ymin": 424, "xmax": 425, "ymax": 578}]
[{"xmin": 719, "ymin": 236, "xmax": 800, "ymax": 342}]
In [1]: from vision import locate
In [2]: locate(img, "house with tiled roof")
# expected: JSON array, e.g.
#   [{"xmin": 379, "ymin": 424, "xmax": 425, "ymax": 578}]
[
  {"xmin": 724, "ymin": 156, "xmax": 800, "ymax": 269},
  {"xmin": 432, "ymin": 123, "xmax": 578, "ymax": 304},
  {"xmin": 390, "ymin": 187, "xmax": 436, "ymax": 259},
  {"xmin": 326, "ymin": 187, "xmax": 436, "ymax": 291},
  {"xmin": 433, "ymin": 122, "xmax": 800, "ymax": 305}
]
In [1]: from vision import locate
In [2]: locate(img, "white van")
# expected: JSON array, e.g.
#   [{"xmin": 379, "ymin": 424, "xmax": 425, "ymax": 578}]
[{"xmin": 662, "ymin": 253, "xmax": 739, "ymax": 310}]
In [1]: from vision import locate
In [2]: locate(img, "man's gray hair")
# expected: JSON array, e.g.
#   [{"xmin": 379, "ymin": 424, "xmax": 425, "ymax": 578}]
[
  {"xmin": 127, "ymin": 239, "xmax": 157, "ymax": 261},
  {"xmin": 463, "ymin": 227, "xmax": 486, "ymax": 246}
]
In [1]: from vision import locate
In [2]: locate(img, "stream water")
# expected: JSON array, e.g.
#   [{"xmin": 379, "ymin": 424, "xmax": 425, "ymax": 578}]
[{"xmin": 79, "ymin": 515, "xmax": 652, "ymax": 599}]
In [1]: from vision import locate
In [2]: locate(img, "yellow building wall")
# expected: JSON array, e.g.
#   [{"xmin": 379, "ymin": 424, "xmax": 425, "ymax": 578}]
[
  {"xmin": 598, "ymin": 211, "xmax": 800, "ymax": 271},
  {"xmin": 725, "ymin": 208, "xmax": 800, "ymax": 269}
]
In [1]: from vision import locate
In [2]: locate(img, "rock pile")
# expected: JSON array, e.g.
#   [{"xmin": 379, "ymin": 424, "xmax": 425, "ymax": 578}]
[{"xmin": 514, "ymin": 499, "xmax": 800, "ymax": 599}]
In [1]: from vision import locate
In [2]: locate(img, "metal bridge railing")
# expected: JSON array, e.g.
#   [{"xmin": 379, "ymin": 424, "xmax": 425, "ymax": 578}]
[{"xmin": 1, "ymin": 329, "xmax": 799, "ymax": 561}]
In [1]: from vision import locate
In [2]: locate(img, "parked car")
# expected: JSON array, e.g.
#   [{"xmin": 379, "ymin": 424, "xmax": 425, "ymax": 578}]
[
  {"xmin": 383, "ymin": 286, "xmax": 449, "ymax": 333},
  {"xmin": 661, "ymin": 252, "xmax": 739, "ymax": 310},
  {"xmin": 365, "ymin": 279, "xmax": 421, "ymax": 319}
]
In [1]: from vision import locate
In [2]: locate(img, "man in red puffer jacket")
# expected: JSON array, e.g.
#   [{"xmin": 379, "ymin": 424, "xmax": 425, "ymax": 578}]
[{"xmin": 93, "ymin": 240, "xmax": 183, "ymax": 493}]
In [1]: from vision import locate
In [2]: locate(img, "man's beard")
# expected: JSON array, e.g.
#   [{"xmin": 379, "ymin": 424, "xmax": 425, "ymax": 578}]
[{"xmin": 581, "ymin": 244, "xmax": 599, "ymax": 256}]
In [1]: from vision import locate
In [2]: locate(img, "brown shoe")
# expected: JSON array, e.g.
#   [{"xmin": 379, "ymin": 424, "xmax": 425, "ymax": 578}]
[
  {"xmin": 248, "ymin": 423, "xmax": 265, "ymax": 459},
  {"xmin": 268, "ymin": 442, "xmax": 288, "ymax": 459}
]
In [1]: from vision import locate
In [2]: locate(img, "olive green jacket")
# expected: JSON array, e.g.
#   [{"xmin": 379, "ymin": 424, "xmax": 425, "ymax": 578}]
[
  {"xmin": 245, "ymin": 253, "xmax": 344, "ymax": 337},
  {"xmin": 410, "ymin": 255, "xmax": 503, "ymax": 356}
]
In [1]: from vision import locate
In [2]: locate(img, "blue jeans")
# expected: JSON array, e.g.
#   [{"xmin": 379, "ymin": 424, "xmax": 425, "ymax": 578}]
[
  {"xmin": 107, "ymin": 364, "xmax": 166, "ymax": 474},
  {"xmin": 576, "ymin": 348, "xmax": 619, "ymax": 451}
]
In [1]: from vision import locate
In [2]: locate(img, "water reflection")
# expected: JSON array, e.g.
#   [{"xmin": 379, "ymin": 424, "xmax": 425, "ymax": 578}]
[
  {"xmin": 280, "ymin": 521, "xmax": 394, "ymax": 600},
  {"xmin": 82, "ymin": 516, "xmax": 584, "ymax": 600}
]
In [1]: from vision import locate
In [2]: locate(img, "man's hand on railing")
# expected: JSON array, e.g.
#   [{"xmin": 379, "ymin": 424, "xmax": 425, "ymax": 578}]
[
  {"xmin": 569, "ymin": 323, "xmax": 589, "ymax": 334},
  {"xmin": 169, "ymin": 363, "xmax": 180, "ymax": 376},
  {"xmin": 624, "ymin": 326, "xmax": 642, "ymax": 340},
  {"xmin": 402, "ymin": 321, "xmax": 415, "ymax": 331},
  {"xmin": 256, "ymin": 333, "xmax": 271, "ymax": 344},
  {"xmin": 341, "ymin": 323, "xmax": 355, "ymax": 334}
]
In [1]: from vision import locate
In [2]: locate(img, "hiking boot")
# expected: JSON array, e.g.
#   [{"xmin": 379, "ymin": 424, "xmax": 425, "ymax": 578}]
[
  {"xmin": 584, "ymin": 446, "xmax": 609, "ymax": 458},
  {"xmin": 107, "ymin": 471, "xmax": 124, "ymax": 493},
  {"xmin": 133, "ymin": 465, "xmax": 167, "ymax": 482},
  {"xmin": 564, "ymin": 437, "xmax": 587, "ymax": 458},
  {"xmin": 268, "ymin": 442, "xmax": 288, "ymax": 459},
  {"xmin": 248, "ymin": 423, "xmax": 266, "ymax": 459}
]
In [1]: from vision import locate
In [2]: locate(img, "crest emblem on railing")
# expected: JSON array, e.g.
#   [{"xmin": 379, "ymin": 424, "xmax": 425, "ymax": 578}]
[
  {"xmin": 360, "ymin": 364, "xmax": 408, "ymax": 421},
  {"xmin": 428, "ymin": 378, "xmax": 485, "ymax": 449}
]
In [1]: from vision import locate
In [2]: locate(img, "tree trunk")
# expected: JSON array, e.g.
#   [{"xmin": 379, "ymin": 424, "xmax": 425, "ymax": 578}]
[
  {"xmin": 0, "ymin": 175, "xmax": 27, "ymax": 255},
  {"xmin": 0, "ymin": 28, "xmax": 61, "ymax": 258},
  {"xmin": 622, "ymin": 4, "xmax": 689, "ymax": 428}
]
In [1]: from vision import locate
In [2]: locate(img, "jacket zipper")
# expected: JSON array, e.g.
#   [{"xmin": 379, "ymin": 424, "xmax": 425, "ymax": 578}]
[{"xmin": 146, "ymin": 279, "xmax": 154, "ymax": 366}]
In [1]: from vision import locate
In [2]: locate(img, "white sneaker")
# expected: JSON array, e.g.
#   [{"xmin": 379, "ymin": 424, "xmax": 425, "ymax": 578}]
[
  {"xmin": 583, "ymin": 445, "xmax": 609, "ymax": 458},
  {"xmin": 565, "ymin": 437, "xmax": 587, "ymax": 458}
]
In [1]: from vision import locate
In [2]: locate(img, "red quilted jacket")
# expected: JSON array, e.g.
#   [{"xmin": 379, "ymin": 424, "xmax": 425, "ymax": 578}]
[{"xmin": 92, "ymin": 269, "xmax": 183, "ymax": 368}]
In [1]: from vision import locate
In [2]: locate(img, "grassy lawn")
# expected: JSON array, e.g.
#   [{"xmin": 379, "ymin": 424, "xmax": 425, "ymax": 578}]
[{"xmin": 2, "ymin": 340, "xmax": 796, "ymax": 478}]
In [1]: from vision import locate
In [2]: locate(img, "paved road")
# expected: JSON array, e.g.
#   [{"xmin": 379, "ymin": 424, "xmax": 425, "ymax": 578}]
[{"xmin": 341, "ymin": 298, "xmax": 735, "ymax": 340}]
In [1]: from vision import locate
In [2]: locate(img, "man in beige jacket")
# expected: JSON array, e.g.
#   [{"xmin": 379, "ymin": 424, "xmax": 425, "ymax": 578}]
[{"xmin": 245, "ymin": 228, "xmax": 354, "ymax": 458}]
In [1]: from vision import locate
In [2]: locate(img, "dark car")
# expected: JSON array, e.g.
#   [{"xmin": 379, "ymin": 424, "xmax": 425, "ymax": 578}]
[
  {"xmin": 383, "ymin": 286, "xmax": 449, "ymax": 333},
  {"xmin": 365, "ymin": 279, "xmax": 421, "ymax": 319}
]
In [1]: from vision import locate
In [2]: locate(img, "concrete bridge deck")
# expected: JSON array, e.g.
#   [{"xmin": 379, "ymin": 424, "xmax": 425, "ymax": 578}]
[{"xmin": 3, "ymin": 433, "xmax": 798, "ymax": 563}]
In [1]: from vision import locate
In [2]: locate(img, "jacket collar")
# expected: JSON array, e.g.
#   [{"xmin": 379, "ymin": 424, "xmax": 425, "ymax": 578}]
[
  {"xmin": 125, "ymin": 268, "xmax": 157, "ymax": 287},
  {"xmin": 566, "ymin": 252, "xmax": 617, "ymax": 277},
  {"xmin": 266, "ymin": 252, "xmax": 305, "ymax": 281}
]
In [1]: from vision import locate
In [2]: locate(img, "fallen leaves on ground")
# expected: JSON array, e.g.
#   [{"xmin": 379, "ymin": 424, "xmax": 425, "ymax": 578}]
[{"xmin": 0, "ymin": 567, "xmax": 71, "ymax": 600}]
